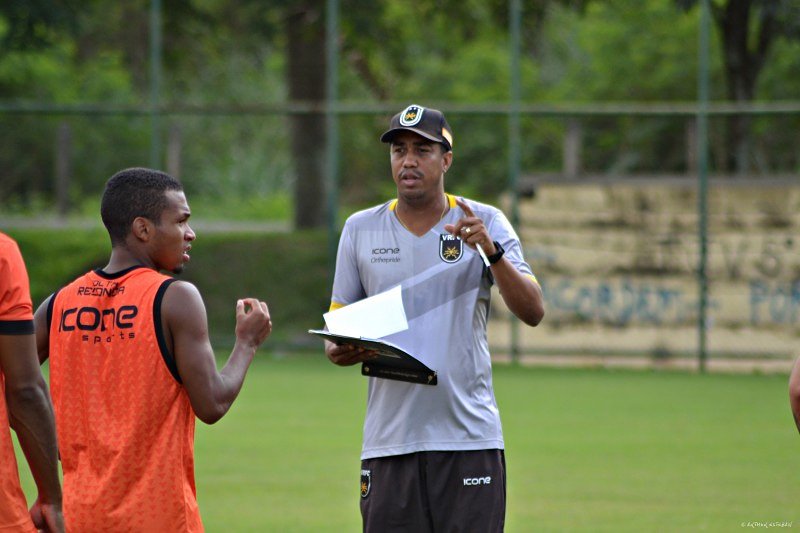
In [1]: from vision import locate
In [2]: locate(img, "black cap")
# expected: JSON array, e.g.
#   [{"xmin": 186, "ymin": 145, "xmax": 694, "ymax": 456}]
[{"xmin": 380, "ymin": 104, "xmax": 453, "ymax": 152}]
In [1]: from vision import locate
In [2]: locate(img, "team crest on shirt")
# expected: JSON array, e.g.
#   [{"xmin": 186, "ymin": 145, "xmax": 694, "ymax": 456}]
[
  {"xmin": 439, "ymin": 234, "xmax": 463, "ymax": 263},
  {"xmin": 360, "ymin": 469, "xmax": 371, "ymax": 498},
  {"xmin": 400, "ymin": 105, "xmax": 424, "ymax": 126}
]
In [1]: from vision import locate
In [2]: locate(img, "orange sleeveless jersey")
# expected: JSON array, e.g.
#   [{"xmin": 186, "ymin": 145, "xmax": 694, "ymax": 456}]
[
  {"xmin": 0, "ymin": 232, "xmax": 37, "ymax": 532},
  {"xmin": 48, "ymin": 266, "xmax": 202, "ymax": 532}
]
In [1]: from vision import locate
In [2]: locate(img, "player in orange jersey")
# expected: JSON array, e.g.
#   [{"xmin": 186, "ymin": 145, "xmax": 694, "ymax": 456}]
[
  {"xmin": 33, "ymin": 168, "xmax": 272, "ymax": 532},
  {"xmin": 0, "ymin": 231, "xmax": 63, "ymax": 533}
]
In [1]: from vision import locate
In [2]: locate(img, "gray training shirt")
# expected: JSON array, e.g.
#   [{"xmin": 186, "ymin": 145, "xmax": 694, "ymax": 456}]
[{"xmin": 330, "ymin": 194, "xmax": 537, "ymax": 460}]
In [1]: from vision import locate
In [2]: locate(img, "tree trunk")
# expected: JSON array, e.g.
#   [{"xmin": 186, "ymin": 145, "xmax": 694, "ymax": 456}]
[
  {"xmin": 287, "ymin": 3, "xmax": 327, "ymax": 229},
  {"xmin": 715, "ymin": 0, "xmax": 776, "ymax": 174}
]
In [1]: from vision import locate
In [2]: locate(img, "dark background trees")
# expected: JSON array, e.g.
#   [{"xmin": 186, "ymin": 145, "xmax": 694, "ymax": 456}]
[
  {"xmin": 677, "ymin": 0, "xmax": 800, "ymax": 173},
  {"xmin": 1, "ymin": 0, "xmax": 798, "ymax": 226}
]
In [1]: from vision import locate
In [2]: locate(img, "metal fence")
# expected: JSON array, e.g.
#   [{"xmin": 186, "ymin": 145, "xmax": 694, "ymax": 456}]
[{"xmin": 2, "ymin": 0, "xmax": 800, "ymax": 369}]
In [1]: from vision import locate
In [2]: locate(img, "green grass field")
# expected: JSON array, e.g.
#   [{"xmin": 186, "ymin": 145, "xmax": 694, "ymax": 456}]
[{"xmin": 14, "ymin": 355, "xmax": 799, "ymax": 532}]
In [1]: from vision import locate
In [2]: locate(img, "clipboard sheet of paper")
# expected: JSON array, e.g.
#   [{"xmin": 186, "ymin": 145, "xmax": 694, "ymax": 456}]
[
  {"xmin": 308, "ymin": 330, "xmax": 437, "ymax": 385},
  {"xmin": 323, "ymin": 285, "xmax": 408, "ymax": 339}
]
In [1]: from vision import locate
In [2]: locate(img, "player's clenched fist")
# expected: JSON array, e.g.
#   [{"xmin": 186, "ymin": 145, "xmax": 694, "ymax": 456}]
[
  {"xmin": 30, "ymin": 498, "xmax": 64, "ymax": 533},
  {"xmin": 235, "ymin": 298, "xmax": 272, "ymax": 348}
]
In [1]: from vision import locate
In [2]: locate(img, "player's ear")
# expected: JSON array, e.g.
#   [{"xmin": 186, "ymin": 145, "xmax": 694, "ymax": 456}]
[
  {"xmin": 442, "ymin": 150, "xmax": 453, "ymax": 173},
  {"xmin": 131, "ymin": 216, "xmax": 154, "ymax": 242}
]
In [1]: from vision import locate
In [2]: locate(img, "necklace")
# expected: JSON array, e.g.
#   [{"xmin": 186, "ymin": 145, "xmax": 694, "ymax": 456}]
[{"xmin": 395, "ymin": 195, "xmax": 449, "ymax": 233}]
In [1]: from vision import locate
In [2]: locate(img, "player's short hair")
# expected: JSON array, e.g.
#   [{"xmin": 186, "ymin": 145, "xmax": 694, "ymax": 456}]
[{"xmin": 101, "ymin": 168, "xmax": 183, "ymax": 245}]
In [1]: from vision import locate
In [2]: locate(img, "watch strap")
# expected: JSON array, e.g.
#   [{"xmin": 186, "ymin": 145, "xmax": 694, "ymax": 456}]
[{"xmin": 487, "ymin": 241, "xmax": 504, "ymax": 265}]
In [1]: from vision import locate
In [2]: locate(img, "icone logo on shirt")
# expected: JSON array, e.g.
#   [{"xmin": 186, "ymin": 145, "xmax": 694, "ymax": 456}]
[
  {"xmin": 371, "ymin": 246, "xmax": 401, "ymax": 264},
  {"xmin": 59, "ymin": 305, "xmax": 138, "ymax": 343}
]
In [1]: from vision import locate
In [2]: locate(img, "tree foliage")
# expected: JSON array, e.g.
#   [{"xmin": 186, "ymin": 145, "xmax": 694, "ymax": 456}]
[
  {"xmin": 676, "ymin": 0, "xmax": 800, "ymax": 171},
  {"xmin": 1, "ymin": 0, "xmax": 799, "ymax": 218}
]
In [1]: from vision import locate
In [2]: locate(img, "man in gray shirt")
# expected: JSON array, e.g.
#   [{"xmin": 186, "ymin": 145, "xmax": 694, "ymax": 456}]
[{"xmin": 325, "ymin": 104, "xmax": 544, "ymax": 532}]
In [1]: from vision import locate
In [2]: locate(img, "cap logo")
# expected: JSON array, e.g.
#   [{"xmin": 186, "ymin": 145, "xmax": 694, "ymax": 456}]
[{"xmin": 399, "ymin": 105, "xmax": 424, "ymax": 126}]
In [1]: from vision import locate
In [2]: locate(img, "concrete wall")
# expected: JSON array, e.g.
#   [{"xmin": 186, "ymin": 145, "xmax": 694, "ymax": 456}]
[{"xmin": 488, "ymin": 180, "xmax": 800, "ymax": 365}]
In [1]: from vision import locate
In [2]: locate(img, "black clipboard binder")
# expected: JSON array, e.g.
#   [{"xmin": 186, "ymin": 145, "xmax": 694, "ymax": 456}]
[{"xmin": 308, "ymin": 330, "xmax": 437, "ymax": 386}]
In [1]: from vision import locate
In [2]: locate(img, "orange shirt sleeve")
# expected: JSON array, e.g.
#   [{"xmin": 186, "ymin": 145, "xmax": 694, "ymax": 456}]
[{"xmin": 0, "ymin": 234, "xmax": 34, "ymax": 334}]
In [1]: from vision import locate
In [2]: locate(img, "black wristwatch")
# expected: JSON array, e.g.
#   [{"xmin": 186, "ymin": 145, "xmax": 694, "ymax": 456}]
[{"xmin": 487, "ymin": 241, "xmax": 505, "ymax": 265}]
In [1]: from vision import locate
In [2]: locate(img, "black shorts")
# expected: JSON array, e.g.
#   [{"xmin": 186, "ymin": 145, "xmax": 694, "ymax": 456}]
[{"xmin": 360, "ymin": 449, "xmax": 506, "ymax": 533}]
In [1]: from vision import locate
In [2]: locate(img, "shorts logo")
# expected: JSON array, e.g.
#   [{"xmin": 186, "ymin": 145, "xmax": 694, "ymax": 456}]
[
  {"xmin": 439, "ymin": 234, "xmax": 463, "ymax": 263},
  {"xmin": 400, "ymin": 105, "xmax": 424, "ymax": 126},
  {"xmin": 360, "ymin": 469, "xmax": 371, "ymax": 498},
  {"xmin": 463, "ymin": 476, "xmax": 492, "ymax": 486}
]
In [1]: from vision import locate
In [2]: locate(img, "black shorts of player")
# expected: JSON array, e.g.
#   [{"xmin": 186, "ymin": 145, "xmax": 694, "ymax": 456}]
[{"xmin": 360, "ymin": 449, "xmax": 506, "ymax": 533}]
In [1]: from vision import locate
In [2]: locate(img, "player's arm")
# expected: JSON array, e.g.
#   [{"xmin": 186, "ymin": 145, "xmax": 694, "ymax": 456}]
[
  {"xmin": 163, "ymin": 281, "xmax": 271, "ymax": 424},
  {"xmin": 0, "ymin": 333, "xmax": 63, "ymax": 531},
  {"xmin": 488, "ymin": 257, "xmax": 544, "ymax": 326},
  {"xmin": 33, "ymin": 295, "xmax": 53, "ymax": 364},
  {"xmin": 322, "ymin": 300, "xmax": 380, "ymax": 367},
  {"xmin": 323, "ymin": 303, "xmax": 377, "ymax": 366},
  {"xmin": 489, "ymin": 262, "xmax": 544, "ymax": 326},
  {"xmin": 324, "ymin": 226, "xmax": 378, "ymax": 366},
  {"xmin": 789, "ymin": 356, "xmax": 800, "ymax": 433},
  {"xmin": 447, "ymin": 198, "xmax": 544, "ymax": 326},
  {"xmin": 322, "ymin": 301, "xmax": 378, "ymax": 366}
]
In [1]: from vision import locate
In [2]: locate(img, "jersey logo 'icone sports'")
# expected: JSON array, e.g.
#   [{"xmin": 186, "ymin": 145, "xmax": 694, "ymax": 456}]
[{"xmin": 58, "ymin": 304, "xmax": 139, "ymax": 344}]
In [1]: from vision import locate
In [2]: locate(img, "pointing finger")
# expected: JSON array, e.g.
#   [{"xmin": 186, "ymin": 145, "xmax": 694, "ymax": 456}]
[{"xmin": 456, "ymin": 197, "xmax": 476, "ymax": 218}]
